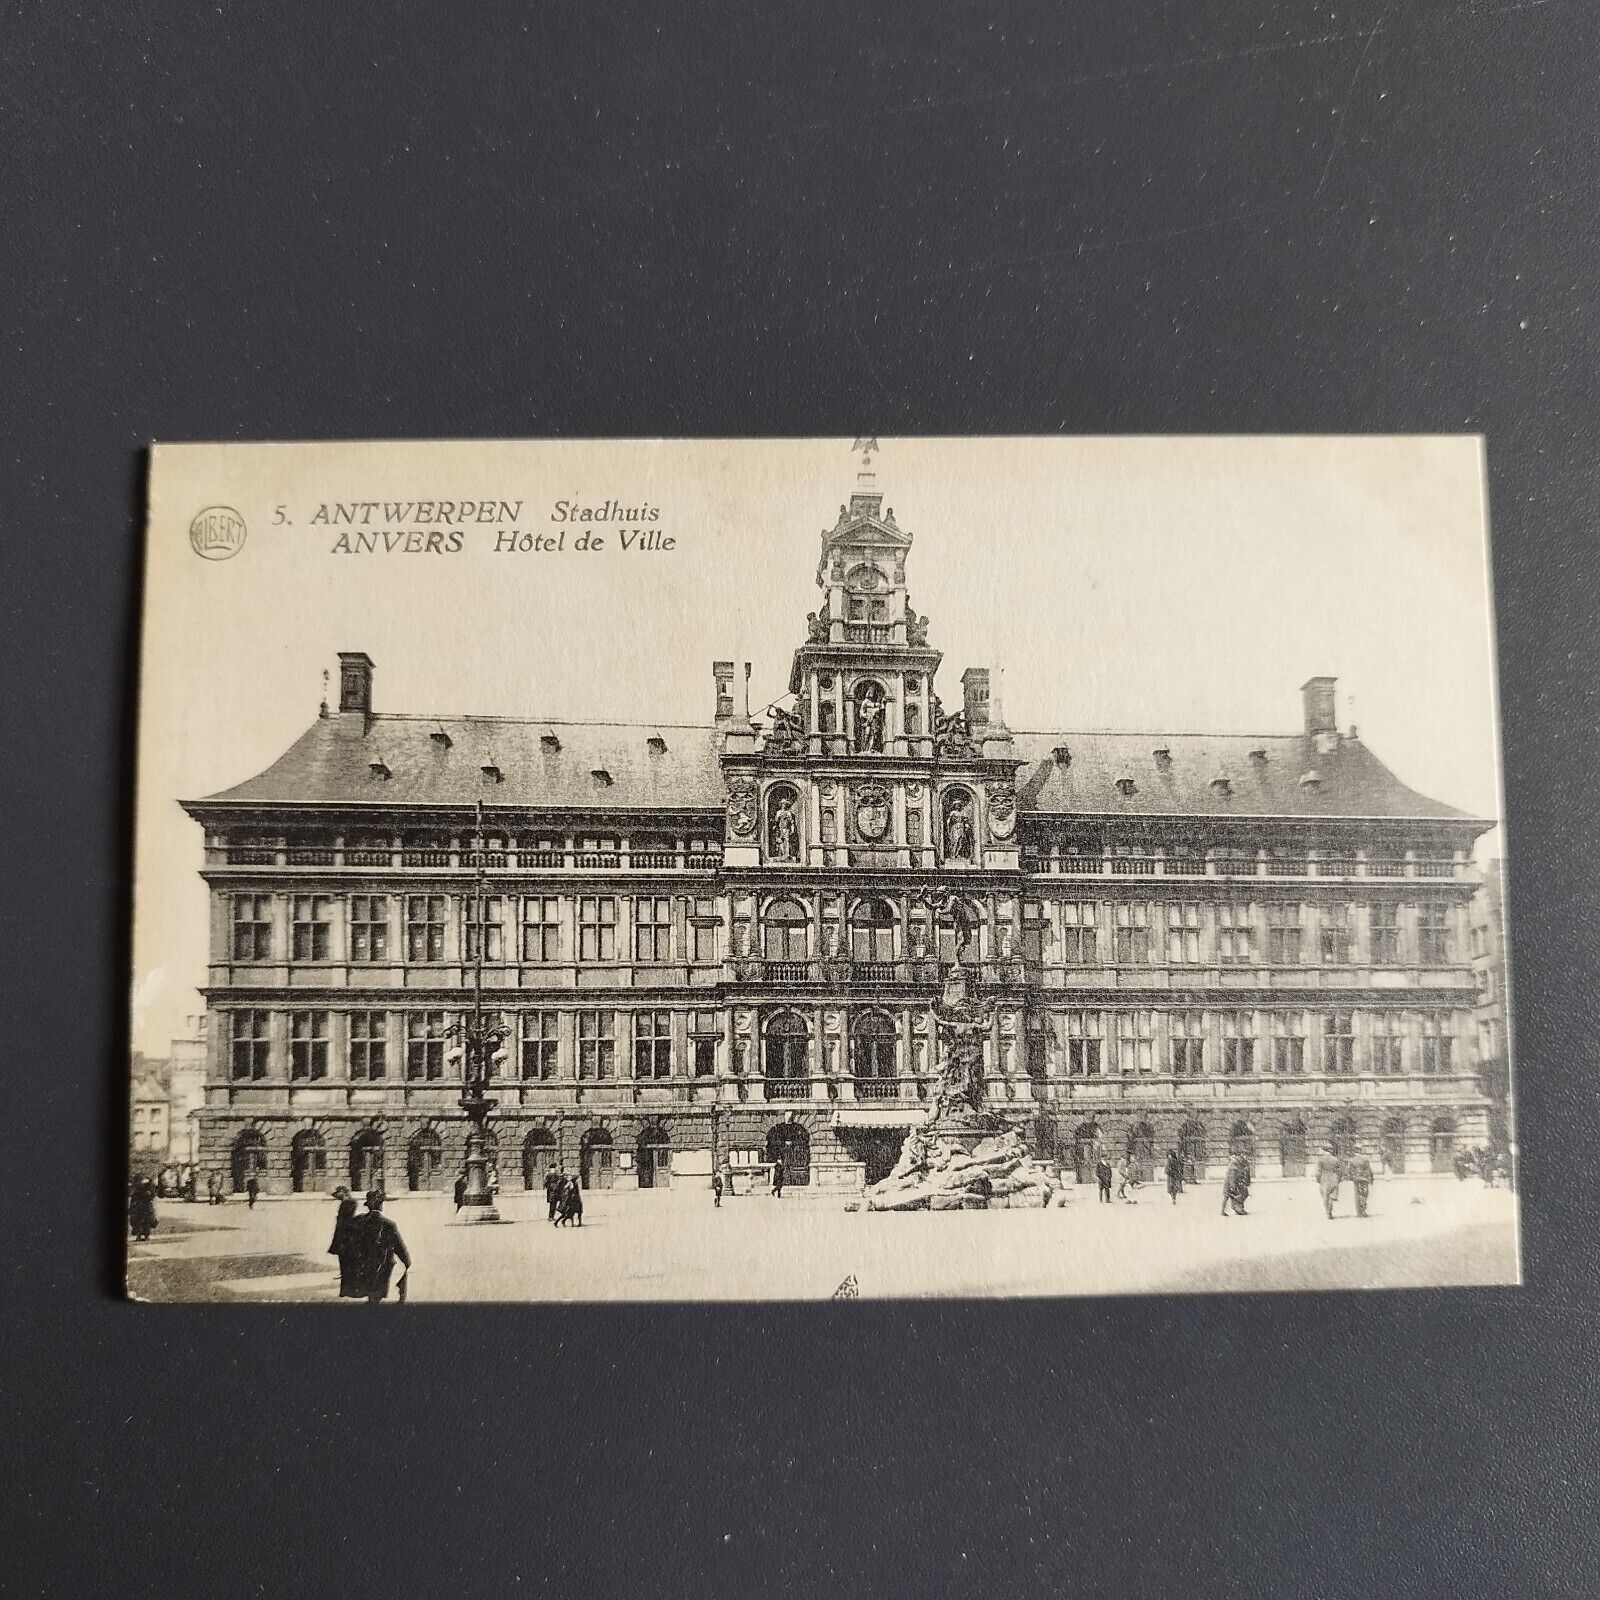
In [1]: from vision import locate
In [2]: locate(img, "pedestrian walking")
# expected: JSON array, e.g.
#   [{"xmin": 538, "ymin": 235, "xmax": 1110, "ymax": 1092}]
[
  {"xmin": 345, "ymin": 1190, "xmax": 411, "ymax": 1302},
  {"xmin": 1351, "ymin": 1153, "xmax": 1374, "ymax": 1218},
  {"xmin": 712, "ymin": 1170, "xmax": 724, "ymax": 1208},
  {"xmin": 1165, "ymin": 1147, "xmax": 1185, "ymax": 1204},
  {"xmin": 328, "ymin": 1185, "xmax": 361, "ymax": 1297},
  {"xmin": 1116, "ymin": 1156, "xmax": 1138, "ymax": 1203},
  {"xmin": 1316, "ymin": 1147, "xmax": 1344, "ymax": 1220},
  {"xmin": 1095, "ymin": 1155, "xmax": 1113, "ymax": 1203},
  {"xmin": 246, "ymin": 1174, "xmax": 260, "ymax": 1210},
  {"xmin": 544, "ymin": 1164, "xmax": 564, "ymax": 1224},
  {"xmin": 1220, "ymin": 1152, "xmax": 1251, "ymax": 1217},
  {"xmin": 128, "ymin": 1177, "xmax": 157, "ymax": 1242},
  {"xmin": 771, "ymin": 1160, "xmax": 785, "ymax": 1200},
  {"xmin": 557, "ymin": 1173, "xmax": 584, "ymax": 1227},
  {"xmin": 453, "ymin": 1171, "xmax": 467, "ymax": 1212}
]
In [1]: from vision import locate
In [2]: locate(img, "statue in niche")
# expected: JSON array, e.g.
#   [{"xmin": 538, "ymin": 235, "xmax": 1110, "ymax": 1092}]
[
  {"xmin": 944, "ymin": 792, "xmax": 975, "ymax": 861},
  {"xmin": 854, "ymin": 683, "xmax": 887, "ymax": 753},
  {"xmin": 769, "ymin": 792, "xmax": 800, "ymax": 861}
]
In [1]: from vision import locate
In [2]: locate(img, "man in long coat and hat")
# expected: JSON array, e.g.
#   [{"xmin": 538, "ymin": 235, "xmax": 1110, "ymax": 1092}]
[
  {"xmin": 345, "ymin": 1190, "xmax": 411, "ymax": 1302},
  {"xmin": 328, "ymin": 1185, "xmax": 361, "ymax": 1298}
]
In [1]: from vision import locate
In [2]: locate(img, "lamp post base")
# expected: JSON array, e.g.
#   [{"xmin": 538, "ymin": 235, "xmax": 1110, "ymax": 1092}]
[{"xmin": 457, "ymin": 1201, "xmax": 503, "ymax": 1225}]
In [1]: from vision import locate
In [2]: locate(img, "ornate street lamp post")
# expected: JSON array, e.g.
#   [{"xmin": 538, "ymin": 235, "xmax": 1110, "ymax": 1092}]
[{"xmin": 451, "ymin": 802, "xmax": 507, "ymax": 1223}]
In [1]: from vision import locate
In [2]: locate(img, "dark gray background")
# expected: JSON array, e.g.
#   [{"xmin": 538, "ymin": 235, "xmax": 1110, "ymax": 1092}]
[{"xmin": 6, "ymin": 2, "xmax": 1598, "ymax": 1595}]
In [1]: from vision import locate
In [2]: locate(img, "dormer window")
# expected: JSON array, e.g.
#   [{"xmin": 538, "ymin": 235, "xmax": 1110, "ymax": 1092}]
[
  {"xmin": 1211, "ymin": 775, "xmax": 1232, "ymax": 799},
  {"xmin": 430, "ymin": 728, "xmax": 452, "ymax": 749},
  {"xmin": 368, "ymin": 760, "xmax": 391, "ymax": 780},
  {"xmin": 1249, "ymin": 748, "xmax": 1268, "ymax": 767},
  {"xmin": 1115, "ymin": 776, "xmax": 1137, "ymax": 797},
  {"xmin": 1052, "ymin": 745, "xmax": 1072, "ymax": 767},
  {"xmin": 1299, "ymin": 769, "xmax": 1322, "ymax": 789},
  {"xmin": 591, "ymin": 768, "xmax": 613, "ymax": 788},
  {"xmin": 540, "ymin": 729, "xmax": 561, "ymax": 751},
  {"xmin": 480, "ymin": 761, "xmax": 502, "ymax": 783},
  {"xmin": 647, "ymin": 734, "xmax": 668, "ymax": 754},
  {"xmin": 1152, "ymin": 748, "xmax": 1171, "ymax": 769}
]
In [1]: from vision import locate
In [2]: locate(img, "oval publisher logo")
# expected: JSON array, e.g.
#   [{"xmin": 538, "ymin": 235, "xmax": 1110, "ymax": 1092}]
[{"xmin": 189, "ymin": 505, "xmax": 246, "ymax": 560}]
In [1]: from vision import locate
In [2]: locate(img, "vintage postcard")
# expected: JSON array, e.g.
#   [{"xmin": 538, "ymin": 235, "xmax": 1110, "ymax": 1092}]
[{"xmin": 128, "ymin": 436, "xmax": 1518, "ymax": 1302}]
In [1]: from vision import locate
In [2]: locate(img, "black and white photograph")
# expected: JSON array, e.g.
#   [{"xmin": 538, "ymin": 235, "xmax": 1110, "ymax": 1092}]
[{"xmin": 127, "ymin": 434, "xmax": 1518, "ymax": 1302}]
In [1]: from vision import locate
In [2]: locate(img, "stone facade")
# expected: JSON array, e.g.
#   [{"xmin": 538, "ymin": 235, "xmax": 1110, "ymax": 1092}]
[{"xmin": 186, "ymin": 463, "xmax": 1494, "ymax": 1194}]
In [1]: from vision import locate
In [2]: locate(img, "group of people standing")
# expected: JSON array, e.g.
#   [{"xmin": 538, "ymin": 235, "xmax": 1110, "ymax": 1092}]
[
  {"xmin": 542, "ymin": 1166, "xmax": 585, "ymax": 1226},
  {"xmin": 327, "ymin": 1187, "xmax": 411, "ymax": 1301},
  {"xmin": 1084, "ymin": 1143, "xmax": 1381, "ymax": 1219}
]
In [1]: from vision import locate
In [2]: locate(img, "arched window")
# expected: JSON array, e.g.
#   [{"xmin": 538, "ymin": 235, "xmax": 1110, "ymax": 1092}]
[
  {"xmin": 1279, "ymin": 1117, "xmax": 1308, "ymax": 1178},
  {"xmin": 231, "ymin": 1129, "xmax": 267, "ymax": 1193},
  {"xmin": 636, "ymin": 1123, "xmax": 672, "ymax": 1189},
  {"xmin": 849, "ymin": 899, "xmax": 897, "ymax": 963},
  {"xmin": 850, "ymin": 1011, "xmax": 897, "ymax": 1098},
  {"xmin": 579, "ymin": 1126, "xmax": 614, "ymax": 1190},
  {"xmin": 1430, "ymin": 1116, "xmax": 1457, "ymax": 1173},
  {"xmin": 1381, "ymin": 1115, "xmax": 1407, "ymax": 1174},
  {"xmin": 349, "ymin": 1128, "xmax": 384, "ymax": 1193},
  {"xmin": 1072, "ymin": 1120, "xmax": 1101, "ymax": 1184},
  {"xmin": 1127, "ymin": 1120, "xmax": 1156, "ymax": 1183},
  {"xmin": 1329, "ymin": 1115, "xmax": 1357, "ymax": 1160},
  {"xmin": 522, "ymin": 1127, "xmax": 557, "ymax": 1191},
  {"xmin": 407, "ymin": 1127, "xmax": 444, "ymax": 1192},
  {"xmin": 763, "ymin": 899, "xmax": 809, "ymax": 960},
  {"xmin": 1178, "ymin": 1118, "xmax": 1208, "ymax": 1180},
  {"xmin": 290, "ymin": 1128, "xmax": 327, "ymax": 1193},
  {"xmin": 763, "ymin": 1011, "xmax": 810, "ymax": 1099}
]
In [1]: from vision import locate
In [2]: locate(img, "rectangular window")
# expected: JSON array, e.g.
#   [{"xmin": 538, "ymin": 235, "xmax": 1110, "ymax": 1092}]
[
  {"xmin": 1166, "ymin": 904, "xmax": 1201, "ymax": 964},
  {"xmin": 1418, "ymin": 902, "xmax": 1450, "ymax": 966},
  {"xmin": 1370, "ymin": 901, "xmax": 1401, "ymax": 964},
  {"xmin": 578, "ymin": 897, "xmax": 618, "ymax": 962},
  {"xmin": 229, "ymin": 1010, "xmax": 270, "ymax": 1080},
  {"xmin": 406, "ymin": 1010, "xmax": 450, "ymax": 1081},
  {"xmin": 464, "ymin": 896, "xmax": 506, "ymax": 962},
  {"xmin": 691, "ymin": 920, "xmax": 718, "ymax": 963},
  {"xmin": 1323, "ymin": 1009, "xmax": 1354, "ymax": 1074},
  {"xmin": 1267, "ymin": 902, "xmax": 1302, "ymax": 964},
  {"xmin": 1270, "ymin": 1011, "xmax": 1306, "ymax": 1074},
  {"xmin": 349, "ymin": 1011, "xmax": 387, "ymax": 1081},
  {"xmin": 1026, "ymin": 1035, "xmax": 1049, "ymax": 1082},
  {"xmin": 291, "ymin": 895, "xmax": 333, "ymax": 961},
  {"xmin": 578, "ymin": 1011, "xmax": 616, "ymax": 1079},
  {"xmin": 1117, "ymin": 1009, "xmax": 1154, "ymax": 1073},
  {"xmin": 1170, "ymin": 1009, "xmax": 1204, "ymax": 1076},
  {"xmin": 633, "ymin": 1009, "xmax": 673, "ymax": 1079},
  {"xmin": 694, "ymin": 1037, "xmax": 717, "ymax": 1078},
  {"xmin": 231, "ymin": 895, "xmax": 273, "ymax": 961},
  {"xmin": 1060, "ymin": 903, "xmax": 1098, "ymax": 965},
  {"xmin": 1420, "ymin": 1014, "xmax": 1454, "ymax": 1074},
  {"xmin": 349, "ymin": 895, "xmax": 390, "ymax": 962},
  {"xmin": 520, "ymin": 896, "xmax": 562, "ymax": 962},
  {"xmin": 1221, "ymin": 1011, "xmax": 1255, "ymax": 1075},
  {"xmin": 1064, "ymin": 1011, "xmax": 1102, "ymax": 1076},
  {"xmin": 1113, "ymin": 903, "xmax": 1151, "ymax": 965},
  {"xmin": 1320, "ymin": 903, "xmax": 1356, "ymax": 965},
  {"xmin": 1372, "ymin": 1011, "xmax": 1405, "ymax": 1075},
  {"xmin": 405, "ymin": 896, "xmax": 447, "ymax": 963},
  {"xmin": 289, "ymin": 1009, "xmax": 330, "ymax": 1080},
  {"xmin": 634, "ymin": 897, "xmax": 673, "ymax": 963},
  {"xmin": 519, "ymin": 1010, "xmax": 559, "ymax": 1081},
  {"xmin": 1217, "ymin": 903, "xmax": 1255, "ymax": 965}
]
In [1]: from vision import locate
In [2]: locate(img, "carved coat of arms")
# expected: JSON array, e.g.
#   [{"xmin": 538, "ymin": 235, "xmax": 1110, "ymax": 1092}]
[
  {"xmin": 986, "ymin": 780, "xmax": 1017, "ymax": 840},
  {"xmin": 726, "ymin": 776, "xmax": 758, "ymax": 838},
  {"xmin": 853, "ymin": 782, "xmax": 892, "ymax": 842}
]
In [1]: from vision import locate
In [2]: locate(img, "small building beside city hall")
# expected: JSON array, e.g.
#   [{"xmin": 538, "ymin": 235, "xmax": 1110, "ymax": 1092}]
[{"xmin": 184, "ymin": 469, "xmax": 1495, "ymax": 1196}]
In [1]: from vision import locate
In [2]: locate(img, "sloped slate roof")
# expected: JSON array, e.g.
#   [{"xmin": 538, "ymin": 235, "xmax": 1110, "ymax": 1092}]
[
  {"xmin": 1013, "ymin": 730, "xmax": 1478, "ymax": 822},
  {"xmin": 196, "ymin": 715, "xmax": 724, "ymax": 812}
]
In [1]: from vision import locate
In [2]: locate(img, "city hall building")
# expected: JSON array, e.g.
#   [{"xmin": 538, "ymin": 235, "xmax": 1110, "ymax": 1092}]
[{"xmin": 186, "ymin": 469, "xmax": 1494, "ymax": 1196}]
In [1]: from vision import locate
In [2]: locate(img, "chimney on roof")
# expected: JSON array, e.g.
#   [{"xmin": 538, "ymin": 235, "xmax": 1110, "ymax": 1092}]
[
  {"xmin": 961, "ymin": 667, "xmax": 991, "ymax": 728},
  {"xmin": 713, "ymin": 661, "xmax": 736, "ymax": 722},
  {"xmin": 339, "ymin": 652, "xmax": 374, "ymax": 718},
  {"xmin": 1301, "ymin": 676, "xmax": 1337, "ymax": 739}
]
